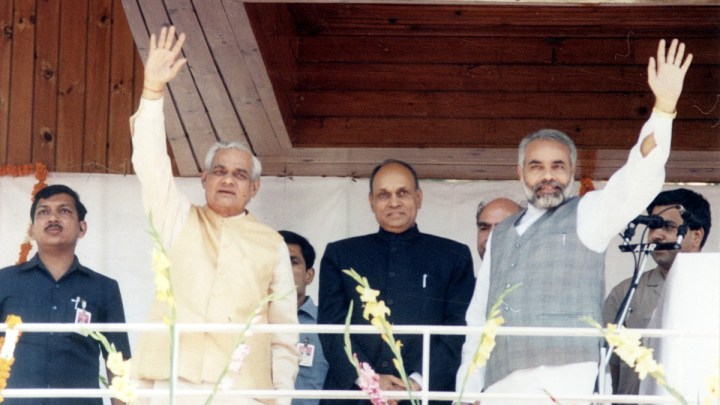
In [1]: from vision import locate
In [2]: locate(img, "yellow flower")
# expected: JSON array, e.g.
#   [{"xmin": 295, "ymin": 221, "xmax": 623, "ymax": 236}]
[
  {"xmin": 605, "ymin": 324, "xmax": 642, "ymax": 349},
  {"xmin": 152, "ymin": 249, "xmax": 171, "ymax": 273},
  {"xmin": 370, "ymin": 317, "xmax": 385, "ymax": 330},
  {"xmin": 363, "ymin": 301, "xmax": 391, "ymax": 321},
  {"xmin": 110, "ymin": 374, "xmax": 137, "ymax": 403},
  {"xmin": 106, "ymin": 352, "xmax": 126, "ymax": 375},
  {"xmin": 471, "ymin": 317, "xmax": 504, "ymax": 369},
  {"xmin": 393, "ymin": 358, "xmax": 402, "ymax": 373},
  {"xmin": 5, "ymin": 316, "xmax": 21, "ymax": 330},
  {"xmin": 634, "ymin": 348, "xmax": 661, "ymax": 380},
  {"xmin": 356, "ymin": 285, "xmax": 380, "ymax": 304},
  {"xmin": 614, "ymin": 341, "xmax": 644, "ymax": 367},
  {"xmin": 704, "ymin": 374, "xmax": 719, "ymax": 405},
  {"xmin": 583, "ymin": 318, "xmax": 687, "ymax": 405}
]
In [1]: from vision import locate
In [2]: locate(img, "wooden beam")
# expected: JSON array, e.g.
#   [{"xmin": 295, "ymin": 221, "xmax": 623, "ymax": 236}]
[
  {"xmin": 0, "ymin": 0, "xmax": 11, "ymax": 163},
  {"xmin": 166, "ymin": 0, "xmax": 251, "ymax": 148},
  {"xmin": 121, "ymin": 0, "xmax": 200, "ymax": 176},
  {"xmin": 107, "ymin": 0, "xmax": 137, "ymax": 175},
  {"xmin": 193, "ymin": 0, "xmax": 287, "ymax": 154},
  {"xmin": 32, "ymin": 0, "xmax": 61, "ymax": 168},
  {"xmin": 296, "ymin": 64, "xmax": 718, "ymax": 93},
  {"xmin": 84, "ymin": 0, "xmax": 112, "ymax": 173},
  {"xmin": 227, "ymin": 1, "xmax": 294, "ymax": 151},
  {"xmin": 290, "ymin": 117, "xmax": 719, "ymax": 151},
  {"xmin": 258, "ymin": 146, "xmax": 720, "ymax": 182},
  {"xmin": 238, "ymin": 1, "xmax": 720, "ymax": 7},
  {"xmin": 7, "ymin": 0, "xmax": 36, "ymax": 165}
]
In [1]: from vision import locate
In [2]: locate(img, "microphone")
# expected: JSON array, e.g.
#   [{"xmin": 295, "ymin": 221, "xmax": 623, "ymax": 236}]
[{"xmin": 630, "ymin": 215, "xmax": 665, "ymax": 229}]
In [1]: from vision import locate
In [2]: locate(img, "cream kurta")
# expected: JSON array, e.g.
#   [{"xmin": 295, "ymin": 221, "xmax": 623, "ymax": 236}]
[{"xmin": 130, "ymin": 97, "xmax": 298, "ymax": 404}]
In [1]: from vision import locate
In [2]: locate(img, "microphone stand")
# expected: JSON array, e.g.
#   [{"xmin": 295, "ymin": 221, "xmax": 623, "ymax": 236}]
[{"xmin": 596, "ymin": 221, "xmax": 686, "ymax": 395}]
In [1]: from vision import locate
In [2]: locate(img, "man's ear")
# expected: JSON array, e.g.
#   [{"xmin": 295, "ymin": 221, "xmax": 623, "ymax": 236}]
[
  {"xmin": 200, "ymin": 172, "xmax": 208, "ymax": 189},
  {"xmin": 79, "ymin": 221, "xmax": 87, "ymax": 238},
  {"xmin": 305, "ymin": 267, "xmax": 316, "ymax": 285},
  {"xmin": 250, "ymin": 178, "xmax": 260, "ymax": 197},
  {"xmin": 689, "ymin": 228, "xmax": 704, "ymax": 251},
  {"xmin": 416, "ymin": 188, "xmax": 424, "ymax": 210}
]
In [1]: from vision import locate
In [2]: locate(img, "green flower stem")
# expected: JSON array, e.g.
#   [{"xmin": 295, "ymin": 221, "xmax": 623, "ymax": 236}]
[
  {"xmin": 343, "ymin": 269, "xmax": 418, "ymax": 405},
  {"xmin": 455, "ymin": 282, "xmax": 521, "ymax": 405},
  {"xmin": 204, "ymin": 294, "xmax": 278, "ymax": 405},
  {"xmin": 148, "ymin": 212, "xmax": 177, "ymax": 405}
]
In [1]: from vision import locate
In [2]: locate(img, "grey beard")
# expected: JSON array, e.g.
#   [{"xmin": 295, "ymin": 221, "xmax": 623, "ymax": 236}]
[{"xmin": 523, "ymin": 180, "xmax": 573, "ymax": 209}]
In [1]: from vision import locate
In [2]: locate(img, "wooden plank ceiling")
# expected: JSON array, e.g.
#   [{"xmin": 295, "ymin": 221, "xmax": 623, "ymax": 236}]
[
  {"xmin": 1, "ymin": 1, "xmax": 718, "ymax": 182},
  {"xmin": 124, "ymin": 0, "xmax": 720, "ymax": 181}
]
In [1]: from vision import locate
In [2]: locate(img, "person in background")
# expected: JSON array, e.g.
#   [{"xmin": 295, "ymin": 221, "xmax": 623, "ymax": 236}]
[
  {"xmin": 475, "ymin": 198, "xmax": 522, "ymax": 260},
  {"xmin": 279, "ymin": 230, "xmax": 330, "ymax": 405},
  {"xmin": 0, "ymin": 184, "xmax": 131, "ymax": 405},
  {"xmin": 603, "ymin": 188, "xmax": 711, "ymax": 398}
]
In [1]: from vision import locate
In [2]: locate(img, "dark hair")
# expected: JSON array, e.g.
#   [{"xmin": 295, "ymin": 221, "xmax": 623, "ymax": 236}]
[
  {"xmin": 647, "ymin": 188, "xmax": 712, "ymax": 248},
  {"xmin": 30, "ymin": 184, "xmax": 88, "ymax": 222},
  {"xmin": 369, "ymin": 159, "xmax": 420, "ymax": 193},
  {"xmin": 278, "ymin": 230, "xmax": 316, "ymax": 269}
]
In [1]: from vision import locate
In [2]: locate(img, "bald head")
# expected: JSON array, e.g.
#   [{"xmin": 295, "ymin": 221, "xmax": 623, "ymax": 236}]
[{"xmin": 477, "ymin": 198, "xmax": 523, "ymax": 259}]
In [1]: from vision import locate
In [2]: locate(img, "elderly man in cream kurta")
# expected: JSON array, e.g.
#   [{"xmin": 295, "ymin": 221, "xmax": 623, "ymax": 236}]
[{"xmin": 130, "ymin": 27, "xmax": 298, "ymax": 405}]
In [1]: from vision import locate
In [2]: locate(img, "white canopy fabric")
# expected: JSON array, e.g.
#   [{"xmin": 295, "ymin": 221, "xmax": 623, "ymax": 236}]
[{"xmin": 1, "ymin": 173, "xmax": 718, "ymax": 346}]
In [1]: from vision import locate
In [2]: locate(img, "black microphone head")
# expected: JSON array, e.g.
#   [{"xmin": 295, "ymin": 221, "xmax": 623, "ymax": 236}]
[
  {"xmin": 647, "ymin": 215, "xmax": 665, "ymax": 229},
  {"xmin": 632, "ymin": 214, "xmax": 665, "ymax": 229}
]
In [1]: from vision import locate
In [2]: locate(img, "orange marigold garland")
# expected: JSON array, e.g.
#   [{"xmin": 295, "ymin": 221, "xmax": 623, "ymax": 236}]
[
  {"xmin": 0, "ymin": 315, "xmax": 22, "ymax": 403},
  {"xmin": 0, "ymin": 163, "xmax": 49, "ymax": 264},
  {"xmin": 579, "ymin": 176, "xmax": 596, "ymax": 197}
]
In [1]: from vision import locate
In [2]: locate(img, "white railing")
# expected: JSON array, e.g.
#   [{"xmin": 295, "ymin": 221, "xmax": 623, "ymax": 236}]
[{"xmin": 0, "ymin": 322, "xmax": 715, "ymax": 404}]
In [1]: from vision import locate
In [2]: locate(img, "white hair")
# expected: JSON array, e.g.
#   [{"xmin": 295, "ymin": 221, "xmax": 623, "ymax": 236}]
[{"xmin": 204, "ymin": 141, "xmax": 262, "ymax": 180}]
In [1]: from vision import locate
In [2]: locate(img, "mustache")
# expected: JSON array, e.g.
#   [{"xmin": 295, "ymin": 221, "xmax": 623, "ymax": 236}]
[
  {"xmin": 533, "ymin": 180, "xmax": 565, "ymax": 193},
  {"xmin": 45, "ymin": 223, "xmax": 63, "ymax": 231}
]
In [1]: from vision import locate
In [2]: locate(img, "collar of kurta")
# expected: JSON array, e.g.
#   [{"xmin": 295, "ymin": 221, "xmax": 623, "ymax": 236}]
[{"xmin": 376, "ymin": 224, "xmax": 421, "ymax": 243}]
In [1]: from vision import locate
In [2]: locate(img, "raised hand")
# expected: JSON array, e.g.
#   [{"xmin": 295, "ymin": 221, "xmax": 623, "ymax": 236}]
[
  {"xmin": 143, "ymin": 26, "xmax": 187, "ymax": 99},
  {"xmin": 648, "ymin": 39, "xmax": 693, "ymax": 114}
]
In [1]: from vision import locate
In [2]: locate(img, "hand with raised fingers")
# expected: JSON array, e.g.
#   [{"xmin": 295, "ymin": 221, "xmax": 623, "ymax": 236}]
[
  {"xmin": 143, "ymin": 26, "xmax": 187, "ymax": 99},
  {"xmin": 648, "ymin": 38, "xmax": 693, "ymax": 115}
]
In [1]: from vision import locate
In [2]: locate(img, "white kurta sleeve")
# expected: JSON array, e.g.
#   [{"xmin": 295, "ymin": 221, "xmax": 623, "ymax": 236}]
[
  {"xmin": 578, "ymin": 112, "xmax": 673, "ymax": 253},
  {"xmin": 130, "ymin": 97, "xmax": 191, "ymax": 248}
]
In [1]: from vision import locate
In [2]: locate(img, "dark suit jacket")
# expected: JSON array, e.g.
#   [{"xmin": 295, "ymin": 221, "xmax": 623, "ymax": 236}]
[{"xmin": 318, "ymin": 225, "xmax": 474, "ymax": 403}]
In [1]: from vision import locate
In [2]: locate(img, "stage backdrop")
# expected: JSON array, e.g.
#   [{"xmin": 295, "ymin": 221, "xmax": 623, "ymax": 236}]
[{"xmin": 1, "ymin": 173, "xmax": 718, "ymax": 346}]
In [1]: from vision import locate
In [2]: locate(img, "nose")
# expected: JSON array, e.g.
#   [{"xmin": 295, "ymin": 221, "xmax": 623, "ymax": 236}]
[
  {"xmin": 541, "ymin": 168, "xmax": 555, "ymax": 182},
  {"xmin": 219, "ymin": 173, "xmax": 235, "ymax": 184},
  {"xmin": 648, "ymin": 227, "xmax": 665, "ymax": 243},
  {"xmin": 389, "ymin": 194, "xmax": 401, "ymax": 206}
]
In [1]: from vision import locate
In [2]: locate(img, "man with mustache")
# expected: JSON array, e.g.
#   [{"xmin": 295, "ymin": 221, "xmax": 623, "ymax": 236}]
[
  {"xmin": 603, "ymin": 188, "xmax": 711, "ymax": 399},
  {"xmin": 0, "ymin": 184, "xmax": 131, "ymax": 404},
  {"xmin": 457, "ymin": 38, "xmax": 693, "ymax": 402}
]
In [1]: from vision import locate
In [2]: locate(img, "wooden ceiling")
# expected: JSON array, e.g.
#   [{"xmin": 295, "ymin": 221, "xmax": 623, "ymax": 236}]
[
  {"xmin": 1, "ymin": 1, "xmax": 719, "ymax": 182},
  {"xmin": 121, "ymin": 0, "xmax": 720, "ymax": 182}
]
